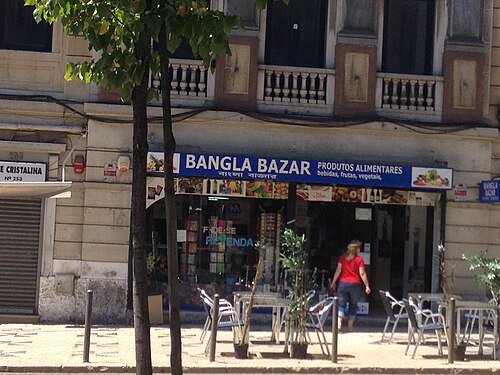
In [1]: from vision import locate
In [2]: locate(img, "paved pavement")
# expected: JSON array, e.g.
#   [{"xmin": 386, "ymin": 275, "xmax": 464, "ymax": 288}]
[{"xmin": 0, "ymin": 316, "xmax": 500, "ymax": 374}]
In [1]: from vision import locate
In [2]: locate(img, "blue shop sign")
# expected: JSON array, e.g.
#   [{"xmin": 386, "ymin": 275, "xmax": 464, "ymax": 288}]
[
  {"xmin": 147, "ymin": 152, "xmax": 453, "ymax": 190},
  {"xmin": 480, "ymin": 180, "xmax": 500, "ymax": 203}
]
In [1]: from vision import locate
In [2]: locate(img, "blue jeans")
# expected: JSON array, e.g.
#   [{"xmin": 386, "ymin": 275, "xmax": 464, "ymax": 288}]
[{"xmin": 337, "ymin": 281, "xmax": 364, "ymax": 320}]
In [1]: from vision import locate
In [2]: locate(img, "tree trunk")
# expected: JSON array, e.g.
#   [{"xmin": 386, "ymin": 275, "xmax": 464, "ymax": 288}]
[
  {"xmin": 158, "ymin": 23, "xmax": 183, "ymax": 374},
  {"xmin": 130, "ymin": 23, "xmax": 153, "ymax": 375}
]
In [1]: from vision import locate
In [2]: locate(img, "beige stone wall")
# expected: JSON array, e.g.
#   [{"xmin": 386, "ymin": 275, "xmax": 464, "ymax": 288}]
[
  {"xmin": 490, "ymin": 1, "xmax": 500, "ymax": 126},
  {"xmin": 0, "ymin": 21, "xmax": 91, "ymax": 101}
]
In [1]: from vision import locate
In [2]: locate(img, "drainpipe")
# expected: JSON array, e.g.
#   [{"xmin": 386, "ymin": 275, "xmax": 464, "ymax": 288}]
[{"xmin": 61, "ymin": 131, "xmax": 87, "ymax": 182}]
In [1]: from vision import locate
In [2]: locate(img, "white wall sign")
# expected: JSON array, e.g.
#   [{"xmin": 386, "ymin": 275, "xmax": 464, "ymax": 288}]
[
  {"xmin": 104, "ymin": 163, "xmax": 117, "ymax": 182},
  {"xmin": 355, "ymin": 207, "xmax": 372, "ymax": 221},
  {"xmin": 454, "ymin": 183, "xmax": 467, "ymax": 202},
  {"xmin": 0, "ymin": 161, "xmax": 46, "ymax": 182}
]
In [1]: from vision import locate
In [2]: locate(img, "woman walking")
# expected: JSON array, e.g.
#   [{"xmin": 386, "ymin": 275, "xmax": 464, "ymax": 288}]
[{"xmin": 329, "ymin": 239, "xmax": 371, "ymax": 331}]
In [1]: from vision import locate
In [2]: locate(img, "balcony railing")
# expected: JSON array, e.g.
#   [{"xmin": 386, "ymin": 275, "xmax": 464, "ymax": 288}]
[
  {"xmin": 151, "ymin": 58, "xmax": 213, "ymax": 101},
  {"xmin": 258, "ymin": 65, "xmax": 335, "ymax": 107},
  {"xmin": 376, "ymin": 73, "xmax": 443, "ymax": 120}
]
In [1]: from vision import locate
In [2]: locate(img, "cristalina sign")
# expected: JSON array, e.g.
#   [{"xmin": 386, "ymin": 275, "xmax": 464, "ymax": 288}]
[
  {"xmin": 147, "ymin": 151, "xmax": 453, "ymax": 190},
  {"xmin": 0, "ymin": 161, "xmax": 46, "ymax": 182}
]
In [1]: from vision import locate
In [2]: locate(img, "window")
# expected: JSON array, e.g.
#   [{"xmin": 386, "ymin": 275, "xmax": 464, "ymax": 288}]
[
  {"xmin": 265, "ymin": 0, "xmax": 327, "ymax": 68},
  {"xmin": 226, "ymin": 0, "xmax": 258, "ymax": 29},
  {"xmin": 0, "ymin": 0, "xmax": 52, "ymax": 52},
  {"xmin": 382, "ymin": 0, "xmax": 435, "ymax": 75}
]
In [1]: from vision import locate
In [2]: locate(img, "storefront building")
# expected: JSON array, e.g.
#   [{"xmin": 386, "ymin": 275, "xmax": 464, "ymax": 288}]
[
  {"xmin": 145, "ymin": 151, "xmax": 453, "ymax": 312},
  {"xmin": 2, "ymin": 0, "xmax": 500, "ymax": 323}
]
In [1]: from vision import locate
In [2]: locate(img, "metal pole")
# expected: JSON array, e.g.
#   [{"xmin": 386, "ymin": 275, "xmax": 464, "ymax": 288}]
[
  {"xmin": 331, "ymin": 296, "xmax": 339, "ymax": 363},
  {"xmin": 83, "ymin": 289, "xmax": 93, "ymax": 363},
  {"xmin": 209, "ymin": 294, "xmax": 220, "ymax": 362},
  {"xmin": 448, "ymin": 297, "xmax": 456, "ymax": 364}
]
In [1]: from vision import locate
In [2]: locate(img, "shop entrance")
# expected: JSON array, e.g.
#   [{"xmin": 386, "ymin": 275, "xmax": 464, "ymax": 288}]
[{"xmin": 305, "ymin": 201, "xmax": 434, "ymax": 313}]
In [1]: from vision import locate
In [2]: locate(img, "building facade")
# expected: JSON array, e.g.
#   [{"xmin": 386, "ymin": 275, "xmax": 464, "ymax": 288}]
[{"xmin": 0, "ymin": 0, "xmax": 499, "ymax": 323}]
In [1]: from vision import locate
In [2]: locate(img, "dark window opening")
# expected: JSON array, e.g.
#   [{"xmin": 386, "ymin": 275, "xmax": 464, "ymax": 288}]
[
  {"xmin": 265, "ymin": 0, "xmax": 327, "ymax": 68},
  {"xmin": 0, "ymin": 0, "xmax": 52, "ymax": 52},
  {"xmin": 382, "ymin": 0, "xmax": 435, "ymax": 75}
]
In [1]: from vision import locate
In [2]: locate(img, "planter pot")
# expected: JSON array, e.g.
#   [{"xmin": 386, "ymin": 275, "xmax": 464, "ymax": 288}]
[
  {"xmin": 234, "ymin": 343, "xmax": 249, "ymax": 359},
  {"xmin": 290, "ymin": 342, "xmax": 308, "ymax": 359},
  {"xmin": 453, "ymin": 344, "xmax": 466, "ymax": 361}
]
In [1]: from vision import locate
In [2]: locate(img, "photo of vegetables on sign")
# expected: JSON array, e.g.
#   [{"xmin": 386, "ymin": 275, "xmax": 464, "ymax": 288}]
[{"xmin": 411, "ymin": 167, "xmax": 451, "ymax": 189}]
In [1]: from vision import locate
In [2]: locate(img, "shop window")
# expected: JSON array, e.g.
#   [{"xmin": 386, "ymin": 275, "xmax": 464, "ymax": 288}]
[
  {"xmin": 382, "ymin": 0, "xmax": 435, "ymax": 75},
  {"xmin": 0, "ymin": 0, "xmax": 52, "ymax": 52},
  {"xmin": 226, "ymin": 0, "xmax": 258, "ymax": 29}
]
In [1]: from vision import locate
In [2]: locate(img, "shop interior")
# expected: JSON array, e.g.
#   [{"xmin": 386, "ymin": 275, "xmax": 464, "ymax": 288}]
[{"xmin": 146, "ymin": 190, "xmax": 436, "ymax": 313}]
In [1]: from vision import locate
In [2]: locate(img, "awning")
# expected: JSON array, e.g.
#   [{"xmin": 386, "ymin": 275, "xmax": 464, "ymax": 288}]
[{"xmin": 0, "ymin": 182, "xmax": 72, "ymax": 198}]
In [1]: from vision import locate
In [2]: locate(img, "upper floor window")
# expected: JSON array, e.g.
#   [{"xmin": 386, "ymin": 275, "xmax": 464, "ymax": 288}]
[
  {"xmin": 265, "ymin": 0, "xmax": 327, "ymax": 68},
  {"xmin": 0, "ymin": 0, "xmax": 52, "ymax": 52},
  {"xmin": 382, "ymin": 0, "xmax": 434, "ymax": 75},
  {"xmin": 226, "ymin": 0, "xmax": 258, "ymax": 29}
]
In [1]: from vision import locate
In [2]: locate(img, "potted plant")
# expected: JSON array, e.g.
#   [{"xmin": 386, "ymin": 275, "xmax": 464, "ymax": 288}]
[
  {"xmin": 462, "ymin": 250, "xmax": 500, "ymax": 307},
  {"xmin": 280, "ymin": 228, "xmax": 311, "ymax": 359},
  {"xmin": 462, "ymin": 250, "xmax": 500, "ymax": 354},
  {"xmin": 438, "ymin": 244, "xmax": 466, "ymax": 360},
  {"xmin": 233, "ymin": 241, "xmax": 266, "ymax": 359}
]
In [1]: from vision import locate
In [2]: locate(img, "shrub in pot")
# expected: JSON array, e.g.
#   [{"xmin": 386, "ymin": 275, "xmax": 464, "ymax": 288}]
[
  {"xmin": 233, "ymin": 242, "xmax": 265, "ymax": 358},
  {"xmin": 280, "ymin": 228, "xmax": 313, "ymax": 359}
]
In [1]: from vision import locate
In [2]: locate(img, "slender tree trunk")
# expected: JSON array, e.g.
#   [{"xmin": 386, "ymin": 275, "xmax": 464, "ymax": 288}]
[
  {"xmin": 158, "ymin": 22, "xmax": 183, "ymax": 374},
  {"xmin": 130, "ymin": 22, "xmax": 153, "ymax": 375}
]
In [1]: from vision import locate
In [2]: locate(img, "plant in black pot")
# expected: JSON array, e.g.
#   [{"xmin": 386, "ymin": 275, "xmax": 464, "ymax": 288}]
[
  {"xmin": 233, "ymin": 241, "xmax": 265, "ymax": 359},
  {"xmin": 280, "ymin": 228, "xmax": 312, "ymax": 359}
]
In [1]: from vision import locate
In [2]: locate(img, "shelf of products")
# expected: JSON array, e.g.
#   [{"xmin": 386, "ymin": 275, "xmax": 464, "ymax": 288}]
[
  {"xmin": 181, "ymin": 218, "xmax": 198, "ymax": 283},
  {"xmin": 257, "ymin": 211, "xmax": 284, "ymax": 286}
]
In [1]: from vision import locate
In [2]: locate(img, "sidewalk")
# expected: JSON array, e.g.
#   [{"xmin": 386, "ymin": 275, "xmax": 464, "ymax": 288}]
[{"xmin": 1, "ymin": 318, "xmax": 500, "ymax": 374}]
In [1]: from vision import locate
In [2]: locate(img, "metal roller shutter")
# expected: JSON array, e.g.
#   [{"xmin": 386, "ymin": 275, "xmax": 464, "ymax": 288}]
[{"xmin": 0, "ymin": 198, "xmax": 41, "ymax": 315}]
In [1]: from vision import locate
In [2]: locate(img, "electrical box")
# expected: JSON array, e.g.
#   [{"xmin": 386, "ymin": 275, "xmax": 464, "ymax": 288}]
[{"xmin": 55, "ymin": 274, "xmax": 75, "ymax": 296}]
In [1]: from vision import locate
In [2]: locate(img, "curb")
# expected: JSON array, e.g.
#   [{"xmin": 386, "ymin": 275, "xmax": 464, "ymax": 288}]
[{"xmin": 1, "ymin": 365, "xmax": 498, "ymax": 374}]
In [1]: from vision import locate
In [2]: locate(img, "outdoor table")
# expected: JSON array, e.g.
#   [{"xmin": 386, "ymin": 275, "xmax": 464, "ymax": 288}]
[
  {"xmin": 233, "ymin": 292, "xmax": 291, "ymax": 346},
  {"xmin": 451, "ymin": 300, "xmax": 498, "ymax": 359}
]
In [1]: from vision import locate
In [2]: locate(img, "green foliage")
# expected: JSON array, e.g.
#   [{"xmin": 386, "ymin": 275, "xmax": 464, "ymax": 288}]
[
  {"xmin": 462, "ymin": 251, "xmax": 500, "ymax": 306},
  {"xmin": 280, "ymin": 228, "xmax": 313, "ymax": 344}
]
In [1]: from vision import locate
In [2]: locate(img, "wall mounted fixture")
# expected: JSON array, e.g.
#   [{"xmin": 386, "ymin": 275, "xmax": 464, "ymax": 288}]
[{"xmin": 117, "ymin": 155, "xmax": 130, "ymax": 172}]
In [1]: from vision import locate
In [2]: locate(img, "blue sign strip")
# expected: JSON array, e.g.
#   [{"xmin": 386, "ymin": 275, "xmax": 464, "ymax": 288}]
[
  {"xmin": 148, "ymin": 152, "xmax": 453, "ymax": 190},
  {"xmin": 480, "ymin": 180, "xmax": 500, "ymax": 203}
]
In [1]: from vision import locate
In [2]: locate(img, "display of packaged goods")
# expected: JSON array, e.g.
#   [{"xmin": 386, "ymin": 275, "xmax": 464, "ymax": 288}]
[
  {"xmin": 188, "ymin": 254, "xmax": 196, "ymax": 265},
  {"xmin": 188, "ymin": 242, "xmax": 197, "ymax": 253},
  {"xmin": 187, "ymin": 231, "xmax": 197, "ymax": 242},
  {"xmin": 177, "ymin": 177, "xmax": 204, "ymax": 194}
]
